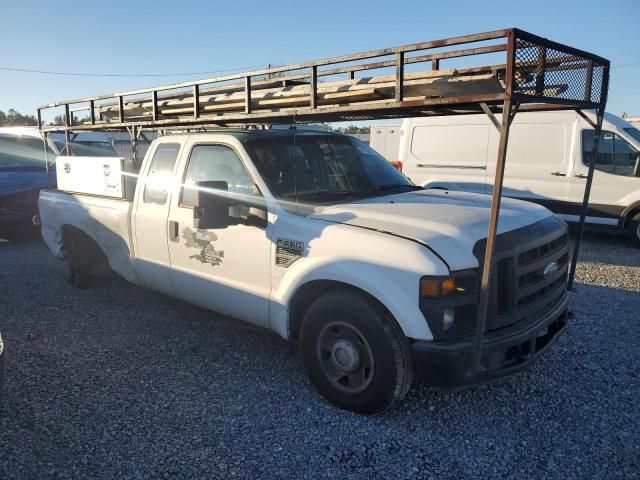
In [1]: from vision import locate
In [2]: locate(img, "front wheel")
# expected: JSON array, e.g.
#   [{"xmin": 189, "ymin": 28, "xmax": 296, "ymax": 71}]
[
  {"xmin": 628, "ymin": 213, "xmax": 640, "ymax": 248},
  {"xmin": 300, "ymin": 290, "xmax": 414, "ymax": 414}
]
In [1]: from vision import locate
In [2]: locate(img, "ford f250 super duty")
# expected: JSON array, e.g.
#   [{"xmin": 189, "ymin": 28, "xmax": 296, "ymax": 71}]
[{"xmin": 39, "ymin": 129, "xmax": 570, "ymax": 413}]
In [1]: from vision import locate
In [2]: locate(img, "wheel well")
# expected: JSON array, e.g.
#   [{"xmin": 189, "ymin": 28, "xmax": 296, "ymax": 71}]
[
  {"xmin": 288, "ymin": 280, "xmax": 396, "ymax": 342},
  {"xmin": 61, "ymin": 225, "xmax": 107, "ymax": 264},
  {"xmin": 623, "ymin": 207, "xmax": 640, "ymax": 229}
]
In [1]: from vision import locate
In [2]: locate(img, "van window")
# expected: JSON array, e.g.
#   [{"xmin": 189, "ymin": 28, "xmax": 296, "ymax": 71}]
[
  {"xmin": 582, "ymin": 130, "xmax": 639, "ymax": 177},
  {"xmin": 143, "ymin": 143, "xmax": 180, "ymax": 205},
  {"xmin": 410, "ymin": 125, "xmax": 488, "ymax": 167}
]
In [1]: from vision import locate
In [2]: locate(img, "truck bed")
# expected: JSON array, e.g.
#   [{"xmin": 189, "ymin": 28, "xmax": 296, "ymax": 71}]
[{"xmin": 39, "ymin": 190, "xmax": 139, "ymax": 283}]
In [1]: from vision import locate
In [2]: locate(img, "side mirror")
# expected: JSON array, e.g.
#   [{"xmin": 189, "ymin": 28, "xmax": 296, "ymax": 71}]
[{"xmin": 193, "ymin": 180, "xmax": 231, "ymax": 229}]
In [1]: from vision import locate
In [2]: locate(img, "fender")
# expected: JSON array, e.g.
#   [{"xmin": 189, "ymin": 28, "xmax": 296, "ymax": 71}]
[{"xmin": 269, "ymin": 253, "xmax": 448, "ymax": 342}]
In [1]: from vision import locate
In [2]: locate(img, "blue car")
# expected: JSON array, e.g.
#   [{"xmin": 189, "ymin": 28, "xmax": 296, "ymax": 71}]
[{"xmin": 0, "ymin": 127, "xmax": 116, "ymax": 238}]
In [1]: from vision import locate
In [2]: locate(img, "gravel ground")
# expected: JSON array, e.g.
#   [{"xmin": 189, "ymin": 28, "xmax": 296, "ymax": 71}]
[{"xmin": 0, "ymin": 232, "xmax": 638, "ymax": 479}]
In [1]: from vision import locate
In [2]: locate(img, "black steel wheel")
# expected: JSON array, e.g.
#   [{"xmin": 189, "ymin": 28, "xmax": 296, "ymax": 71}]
[
  {"xmin": 316, "ymin": 321, "xmax": 375, "ymax": 394},
  {"xmin": 300, "ymin": 290, "xmax": 414, "ymax": 414}
]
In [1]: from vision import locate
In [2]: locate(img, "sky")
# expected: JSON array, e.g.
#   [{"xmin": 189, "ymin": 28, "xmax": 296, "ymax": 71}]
[{"xmin": 0, "ymin": 0, "xmax": 638, "ymax": 124}]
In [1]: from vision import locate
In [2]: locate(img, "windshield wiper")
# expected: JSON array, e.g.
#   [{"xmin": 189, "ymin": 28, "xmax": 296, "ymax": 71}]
[{"xmin": 373, "ymin": 183, "xmax": 424, "ymax": 192}]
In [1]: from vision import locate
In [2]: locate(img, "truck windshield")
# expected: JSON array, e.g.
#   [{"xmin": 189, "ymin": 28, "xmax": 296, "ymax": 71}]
[
  {"xmin": 624, "ymin": 127, "xmax": 640, "ymax": 143},
  {"xmin": 245, "ymin": 134, "xmax": 416, "ymax": 204}
]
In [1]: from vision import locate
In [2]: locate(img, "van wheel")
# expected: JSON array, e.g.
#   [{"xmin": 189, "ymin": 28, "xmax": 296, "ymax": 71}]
[
  {"xmin": 300, "ymin": 290, "xmax": 414, "ymax": 414},
  {"xmin": 628, "ymin": 213, "xmax": 640, "ymax": 247},
  {"xmin": 63, "ymin": 234, "xmax": 94, "ymax": 288}
]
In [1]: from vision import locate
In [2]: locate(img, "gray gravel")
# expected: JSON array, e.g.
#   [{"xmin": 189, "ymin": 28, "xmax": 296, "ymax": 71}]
[{"xmin": 0, "ymin": 232, "xmax": 638, "ymax": 479}]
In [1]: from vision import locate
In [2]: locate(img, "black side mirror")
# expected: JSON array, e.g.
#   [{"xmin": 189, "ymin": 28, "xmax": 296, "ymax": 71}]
[{"xmin": 193, "ymin": 180, "xmax": 231, "ymax": 229}]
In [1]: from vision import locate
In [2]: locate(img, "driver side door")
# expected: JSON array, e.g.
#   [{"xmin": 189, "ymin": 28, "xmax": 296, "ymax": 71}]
[
  {"xmin": 568, "ymin": 129, "xmax": 639, "ymax": 225},
  {"xmin": 167, "ymin": 139, "xmax": 272, "ymax": 327}
]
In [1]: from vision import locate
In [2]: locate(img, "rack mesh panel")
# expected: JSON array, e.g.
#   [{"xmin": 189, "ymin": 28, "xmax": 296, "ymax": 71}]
[{"xmin": 512, "ymin": 34, "xmax": 607, "ymax": 106}]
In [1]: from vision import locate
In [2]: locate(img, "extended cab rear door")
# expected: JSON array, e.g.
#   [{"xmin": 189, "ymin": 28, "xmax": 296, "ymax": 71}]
[
  {"xmin": 132, "ymin": 139, "xmax": 183, "ymax": 295},
  {"xmin": 166, "ymin": 135, "xmax": 272, "ymax": 327}
]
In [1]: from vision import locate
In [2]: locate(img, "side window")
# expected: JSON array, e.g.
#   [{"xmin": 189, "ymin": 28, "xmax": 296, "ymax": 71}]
[
  {"xmin": 582, "ymin": 130, "xmax": 638, "ymax": 177},
  {"xmin": 0, "ymin": 135, "xmax": 48, "ymax": 169},
  {"xmin": 181, "ymin": 145, "xmax": 259, "ymax": 218},
  {"xmin": 143, "ymin": 143, "xmax": 180, "ymax": 204}
]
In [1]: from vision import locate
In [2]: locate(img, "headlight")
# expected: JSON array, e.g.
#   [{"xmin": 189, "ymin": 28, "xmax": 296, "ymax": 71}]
[{"xmin": 419, "ymin": 271, "xmax": 478, "ymax": 339}]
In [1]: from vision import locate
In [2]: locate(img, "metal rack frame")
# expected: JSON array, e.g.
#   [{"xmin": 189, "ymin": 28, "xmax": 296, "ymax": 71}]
[{"xmin": 38, "ymin": 28, "xmax": 609, "ymax": 373}]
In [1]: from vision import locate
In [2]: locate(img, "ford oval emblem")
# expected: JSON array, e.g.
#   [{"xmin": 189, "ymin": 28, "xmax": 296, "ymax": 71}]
[{"xmin": 543, "ymin": 261, "xmax": 559, "ymax": 279}]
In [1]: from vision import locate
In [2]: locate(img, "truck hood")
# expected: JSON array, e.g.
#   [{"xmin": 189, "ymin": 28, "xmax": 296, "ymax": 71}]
[{"xmin": 308, "ymin": 190, "xmax": 554, "ymax": 270}]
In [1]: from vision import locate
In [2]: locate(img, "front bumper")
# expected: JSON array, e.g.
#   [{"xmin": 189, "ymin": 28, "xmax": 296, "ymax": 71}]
[{"xmin": 411, "ymin": 296, "xmax": 568, "ymax": 389}]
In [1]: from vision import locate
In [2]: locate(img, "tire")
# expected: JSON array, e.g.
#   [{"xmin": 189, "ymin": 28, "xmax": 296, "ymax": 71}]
[
  {"xmin": 300, "ymin": 290, "xmax": 414, "ymax": 414},
  {"xmin": 62, "ymin": 233, "xmax": 95, "ymax": 288},
  {"xmin": 628, "ymin": 213, "xmax": 640, "ymax": 247}
]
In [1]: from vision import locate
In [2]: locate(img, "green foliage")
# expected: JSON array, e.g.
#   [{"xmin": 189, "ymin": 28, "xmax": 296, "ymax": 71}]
[
  {"xmin": 0, "ymin": 109, "xmax": 38, "ymax": 127},
  {"xmin": 334, "ymin": 125, "xmax": 370, "ymax": 134}
]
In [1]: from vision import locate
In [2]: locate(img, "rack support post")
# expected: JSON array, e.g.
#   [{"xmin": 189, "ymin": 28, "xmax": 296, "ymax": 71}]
[
  {"xmin": 567, "ymin": 64, "xmax": 609, "ymax": 290},
  {"xmin": 566, "ymin": 110, "xmax": 604, "ymax": 289},
  {"xmin": 472, "ymin": 30, "xmax": 517, "ymax": 372}
]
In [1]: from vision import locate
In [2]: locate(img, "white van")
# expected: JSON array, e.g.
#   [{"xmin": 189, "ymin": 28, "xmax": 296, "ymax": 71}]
[{"xmin": 398, "ymin": 111, "xmax": 640, "ymax": 245}]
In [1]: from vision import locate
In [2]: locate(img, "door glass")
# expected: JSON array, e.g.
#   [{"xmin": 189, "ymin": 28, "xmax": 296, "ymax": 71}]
[
  {"xmin": 181, "ymin": 144, "xmax": 259, "ymax": 220},
  {"xmin": 143, "ymin": 143, "xmax": 180, "ymax": 204},
  {"xmin": 582, "ymin": 130, "xmax": 638, "ymax": 177}
]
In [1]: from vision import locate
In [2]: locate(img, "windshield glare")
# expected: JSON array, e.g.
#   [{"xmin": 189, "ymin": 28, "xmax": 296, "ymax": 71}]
[
  {"xmin": 0, "ymin": 135, "xmax": 53, "ymax": 170},
  {"xmin": 246, "ymin": 134, "xmax": 413, "ymax": 204}
]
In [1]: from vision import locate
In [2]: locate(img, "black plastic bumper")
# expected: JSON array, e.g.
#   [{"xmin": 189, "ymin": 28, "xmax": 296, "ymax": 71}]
[{"xmin": 411, "ymin": 296, "xmax": 568, "ymax": 389}]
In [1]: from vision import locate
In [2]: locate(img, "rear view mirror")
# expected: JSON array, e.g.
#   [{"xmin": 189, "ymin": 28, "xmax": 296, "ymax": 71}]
[{"xmin": 193, "ymin": 180, "xmax": 231, "ymax": 229}]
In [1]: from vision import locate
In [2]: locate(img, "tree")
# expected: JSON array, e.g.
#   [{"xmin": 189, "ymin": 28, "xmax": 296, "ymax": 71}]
[
  {"xmin": 334, "ymin": 124, "xmax": 370, "ymax": 134},
  {"xmin": 0, "ymin": 109, "xmax": 38, "ymax": 127}
]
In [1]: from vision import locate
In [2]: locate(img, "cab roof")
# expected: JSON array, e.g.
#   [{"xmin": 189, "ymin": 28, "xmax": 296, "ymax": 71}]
[{"xmin": 166, "ymin": 128, "xmax": 347, "ymax": 144}]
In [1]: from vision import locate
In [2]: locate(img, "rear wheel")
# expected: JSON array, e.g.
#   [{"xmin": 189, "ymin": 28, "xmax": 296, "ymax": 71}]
[
  {"xmin": 63, "ymin": 233, "xmax": 95, "ymax": 288},
  {"xmin": 628, "ymin": 213, "xmax": 640, "ymax": 247},
  {"xmin": 300, "ymin": 290, "xmax": 414, "ymax": 414}
]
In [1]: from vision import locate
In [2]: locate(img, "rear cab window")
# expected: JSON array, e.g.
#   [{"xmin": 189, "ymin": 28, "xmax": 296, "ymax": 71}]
[{"xmin": 143, "ymin": 143, "xmax": 181, "ymax": 205}]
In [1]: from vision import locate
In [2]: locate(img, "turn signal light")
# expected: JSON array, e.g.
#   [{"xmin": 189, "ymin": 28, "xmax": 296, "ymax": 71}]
[
  {"xmin": 420, "ymin": 277, "xmax": 465, "ymax": 298},
  {"xmin": 420, "ymin": 279, "xmax": 441, "ymax": 298}
]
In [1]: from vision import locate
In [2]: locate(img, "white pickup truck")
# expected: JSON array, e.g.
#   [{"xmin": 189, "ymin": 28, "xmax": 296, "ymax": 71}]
[{"xmin": 39, "ymin": 129, "xmax": 570, "ymax": 413}]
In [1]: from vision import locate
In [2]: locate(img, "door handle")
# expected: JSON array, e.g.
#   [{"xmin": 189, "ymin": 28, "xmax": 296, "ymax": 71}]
[
  {"xmin": 169, "ymin": 220, "xmax": 179, "ymax": 242},
  {"xmin": 550, "ymin": 171, "xmax": 566, "ymax": 177},
  {"xmin": 574, "ymin": 174, "xmax": 588, "ymax": 179}
]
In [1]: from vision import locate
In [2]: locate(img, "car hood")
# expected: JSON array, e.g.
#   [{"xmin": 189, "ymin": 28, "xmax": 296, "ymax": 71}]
[{"xmin": 308, "ymin": 189, "xmax": 554, "ymax": 270}]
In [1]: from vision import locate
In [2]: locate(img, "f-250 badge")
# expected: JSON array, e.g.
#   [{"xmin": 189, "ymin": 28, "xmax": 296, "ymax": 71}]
[{"xmin": 182, "ymin": 227, "xmax": 224, "ymax": 266}]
